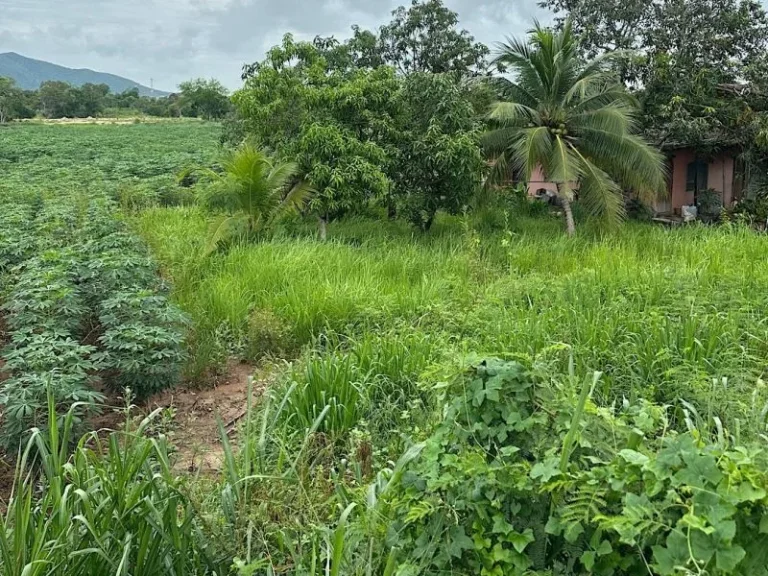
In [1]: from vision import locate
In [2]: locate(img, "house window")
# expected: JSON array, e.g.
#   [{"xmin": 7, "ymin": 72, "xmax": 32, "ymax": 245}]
[{"xmin": 686, "ymin": 160, "xmax": 709, "ymax": 193}]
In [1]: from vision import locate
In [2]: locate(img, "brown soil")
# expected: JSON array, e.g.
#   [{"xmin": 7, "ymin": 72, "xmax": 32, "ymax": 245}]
[
  {"xmin": 0, "ymin": 360, "xmax": 271, "ymax": 502},
  {"xmin": 145, "ymin": 362, "xmax": 268, "ymax": 474}
]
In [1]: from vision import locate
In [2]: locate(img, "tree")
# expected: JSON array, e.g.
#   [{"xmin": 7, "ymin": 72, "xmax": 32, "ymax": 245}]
[
  {"xmin": 74, "ymin": 83, "xmax": 110, "ymax": 117},
  {"xmin": 234, "ymin": 35, "xmax": 400, "ymax": 237},
  {"xmin": 273, "ymin": 0, "xmax": 493, "ymax": 79},
  {"xmin": 178, "ymin": 78, "xmax": 231, "ymax": 120},
  {"xmin": 538, "ymin": 0, "xmax": 648, "ymax": 58},
  {"xmin": 395, "ymin": 73, "xmax": 484, "ymax": 229},
  {"xmin": 38, "ymin": 81, "xmax": 76, "ymax": 118},
  {"xmin": 377, "ymin": 0, "xmax": 492, "ymax": 75},
  {"xmin": 485, "ymin": 22, "xmax": 666, "ymax": 235},
  {"xmin": 640, "ymin": 0, "xmax": 768, "ymax": 148},
  {"xmin": 0, "ymin": 77, "xmax": 33, "ymax": 123},
  {"xmin": 202, "ymin": 144, "xmax": 311, "ymax": 252},
  {"xmin": 541, "ymin": 0, "xmax": 768, "ymax": 150}
]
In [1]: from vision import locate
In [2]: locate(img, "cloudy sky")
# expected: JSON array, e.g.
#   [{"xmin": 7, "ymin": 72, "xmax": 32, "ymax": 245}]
[{"xmin": 0, "ymin": 0, "xmax": 548, "ymax": 92}]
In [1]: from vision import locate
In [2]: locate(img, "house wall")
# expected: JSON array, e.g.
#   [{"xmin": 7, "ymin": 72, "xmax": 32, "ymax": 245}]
[
  {"xmin": 664, "ymin": 149, "xmax": 736, "ymax": 213},
  {"xmin": 527, "ymin": 165, "xmax": 559, "ymax": 196},
  {"xmin": 527, "ymin": 150, "xmax": 736, "ymax": 214}
]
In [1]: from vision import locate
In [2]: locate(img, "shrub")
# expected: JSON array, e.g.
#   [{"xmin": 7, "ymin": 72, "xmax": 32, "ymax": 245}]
[
  {"xmin": 0, "ymin": 372, "xmax": 103, "ymax": 449},
  {"xmin": 388, "ymin": 359, "xmax": 768, "ymax": 576},
  {"xmin": 244, "ymin": 307, "xmax": 295, "ymax": 362},
  {"xmin": 0, "ymin": 395, "xmax": 224, "ymax": 575},
  {"xmin": 98, "ymin": 290, "xmax": 188, "ymax": 397}
]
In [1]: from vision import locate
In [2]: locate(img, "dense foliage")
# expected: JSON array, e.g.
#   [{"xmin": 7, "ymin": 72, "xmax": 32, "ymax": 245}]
[
  {"xmin": 233, "ymin": 30, "xmax": 485, "ymax": 232},
  {"xmin": 0, "ymin": 75, "xmax": 231, "ymax": 120},
  {"xmin": 7, "ymin": 0, "xmax": 768, "ymax": 570},
  {"xmin": 389, "ymin": 359, "xmax": 768, "ymax": 575},
  {"xmin": 541, "ymin": 0, "xmax": 768, "ymax": 198},
  {"xmin": 0, "ymin": 397, "xmax": 225, "ymax": 575},
  {"xmin": 0, "ymin": 122, "xmax": 214, "ymax": 447}
]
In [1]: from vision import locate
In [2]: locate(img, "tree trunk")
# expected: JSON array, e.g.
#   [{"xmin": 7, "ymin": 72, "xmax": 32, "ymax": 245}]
[
  {"xmin": 387, "ymin": 197, "xmax": 397, "ymax": 220},
  {"xmin": 318, "ymin": 216, "xmax": 327, "ymax": 241},
  {"xmin": 558, "ymin": 184, "xmax": 576, "ymax": 237}
]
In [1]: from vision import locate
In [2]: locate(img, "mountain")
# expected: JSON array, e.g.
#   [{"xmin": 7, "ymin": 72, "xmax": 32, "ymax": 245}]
[{"xmin": 0, "ymin": 52, "xmax": 169, "ymax": 97}]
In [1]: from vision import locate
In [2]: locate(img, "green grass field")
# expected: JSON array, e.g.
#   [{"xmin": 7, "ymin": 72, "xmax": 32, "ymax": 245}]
[
  {"xmin": 3, "ymin": 121, "xmax": 768, "ymax": 574},
  {"xmin": 135, "ymin": 203, "xmax": 768, "ymax": 429}
]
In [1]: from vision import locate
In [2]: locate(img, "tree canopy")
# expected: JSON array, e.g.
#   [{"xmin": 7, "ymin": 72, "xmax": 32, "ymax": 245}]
[
  {"xmin": 541, "ymin": 0, "xmax": 768, "ymax": 151},
  {"xmin": 177, "ymin": 78, "xmax": 232, "ymax": 120}
]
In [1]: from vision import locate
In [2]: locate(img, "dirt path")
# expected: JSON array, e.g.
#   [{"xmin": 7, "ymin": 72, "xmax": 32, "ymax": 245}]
[
  {"xmin": 0, "ymin": 360, "xmax": 271, "ymax": 500},
  {"xmin": 145, "ymin": 362, "xmax": 268, "ymax": 474}
]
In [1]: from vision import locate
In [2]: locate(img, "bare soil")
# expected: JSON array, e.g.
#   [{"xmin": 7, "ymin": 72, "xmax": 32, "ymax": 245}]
[
  {"xmin": 0, "ymin": 360, "xmax": 271, "ymax": 502},
  {"xmin": 146, "ymin": 362, "xmax": 268, "ymax": 474}
]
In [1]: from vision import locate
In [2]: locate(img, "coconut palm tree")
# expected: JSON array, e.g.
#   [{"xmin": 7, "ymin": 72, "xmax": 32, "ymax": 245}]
[
  {"xmin": 485, "ymin": 20, "xmax": 666, "ymax": 235},
  {"xmin": 202, "ymin": 144, "xmax": 311, "ymax": 253}
]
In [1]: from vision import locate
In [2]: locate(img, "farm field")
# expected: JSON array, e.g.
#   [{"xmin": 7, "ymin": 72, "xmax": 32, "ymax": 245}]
[{"xmin": 2, "ymin": 121, "xmax": 768, "ymax": 574}]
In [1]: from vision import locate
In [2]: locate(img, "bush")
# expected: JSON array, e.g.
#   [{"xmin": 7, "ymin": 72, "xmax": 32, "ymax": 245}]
[
  {"xmin": 388, "ymin": 359, "xmax": 768, "ymax": 576},
  {"xmin": 244, "ymin": 308, "xmax": 295, "ymax": 362},
  {"xmin": 98, "ymin": 290, "xmax": 188, "ymax": 397}
]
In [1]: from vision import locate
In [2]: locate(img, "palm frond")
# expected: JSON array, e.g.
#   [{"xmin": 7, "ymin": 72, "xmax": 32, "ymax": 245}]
[
  {"xmin": 488, "ymin": 102, "xmax": 537, "ymax": 125},
  {"xmin": 570, "ymin": 104, "xmax": 638, "ymax": 136},
  {"xmin": 203, "ymin": 214, "xmax": 247, "ymax": 257},
  {"xmin": 266, "ymin": 160, "xmax": 302, "ymax": 193},
  {"xmin": 577, "ymin": 130, "xmax": 667, "ymax": 200},
  {"xmin": 571, "ymin": 146, "xmax": 626, "ymax": 227},
  {"xmin": 509, "ymin": 127, "xmax": 553, "ymax": 181},
  {"xmin": 547, "ymin": 135, "xmax": 580, "ymax": 184},
  {"xmin": 269, "ymin": 180, "xmax": 313, "ymax": 226}
]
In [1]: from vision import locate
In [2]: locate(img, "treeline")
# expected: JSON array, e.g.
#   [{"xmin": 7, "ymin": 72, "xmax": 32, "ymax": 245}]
[
  {"xmin": 0, "ymin": 77, "xmax": 231, "ymax": 121},
  {"xmin": 224, "ymin": 0, "xmax": 768, "ymax": 232}
]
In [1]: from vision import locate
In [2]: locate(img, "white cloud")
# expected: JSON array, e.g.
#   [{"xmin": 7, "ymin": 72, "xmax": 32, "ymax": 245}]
[{"xmin": 0, "ymin": 0, "xmax": 547, "ymax": 90}]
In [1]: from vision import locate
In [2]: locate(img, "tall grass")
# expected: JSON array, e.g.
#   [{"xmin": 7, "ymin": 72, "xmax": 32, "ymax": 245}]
[
  {"xmin": 135, "ymin": 208, "xmax": 768, "ymax": 434},
  {"xmin": 0, "ymin": 394, "xmax": 224, "ymax": 576}
]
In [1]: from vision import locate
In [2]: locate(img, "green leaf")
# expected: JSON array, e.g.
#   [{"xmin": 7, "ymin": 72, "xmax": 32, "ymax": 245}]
[
  {"xmin": 508, "ymin": 529, "xmax": 535, "ymax": 554},
  {"xmin": 531, "ymin": 457, "xmax": 560, "ymax": 482},
  {"xmin": 596, "ymin": 540, "xmax": 613, "ymax": 556},
  {"xmin": 447, "ymin": 526, "xmax": 474, "ymax": 558},
  {"xmin": 581, "ymin": 551, "xmax": 596, "ymax": 570},
  {"xmin": 653, "ymin": 531, "xmax": 690, "ymax": 576},
  {"xmin": 727, "ymin": 482, "xmax": 766, "ymax": 503},
  {"xmin": 715, "ymin": 545, "xmax": 746, "ymax": 571},
  {"xmin": 674, "ymin": 451, "xmax": 723, "ymax": 488},
  {"xmin": 619, "ymin": 449, "xmax": 649, "ymax": 467},
  {"xmin": 760, "ymin": 515, "xmax": 768, "ymax": 534},
  {"xmin": 564, "ymin": 522, "xmax": 584, "ymax": 544}
]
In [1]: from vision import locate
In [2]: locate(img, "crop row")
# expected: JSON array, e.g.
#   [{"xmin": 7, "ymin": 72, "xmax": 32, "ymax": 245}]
[{"xmin": 0, "ymin": 193, "xmax": 186, "ymax": 447}]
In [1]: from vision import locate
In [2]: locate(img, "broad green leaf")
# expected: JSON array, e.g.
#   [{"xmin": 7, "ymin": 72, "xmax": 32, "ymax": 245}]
[
  {"xmin": 581, "ymin": 551, "xmax": 596, "ymax": 571},
  {"xmin": 531, "ymin": 457, "xmax": 560, "ymax": 482},
  {"xmin": 508, "ymin": 529, "xmax": 535, "ymax": 554},
  {"xmin": 619, "ymin": 449, "xmax": 649, "ymax": 467},
  {"xmin": 715, "ymin": 545, "xmax": 746, "ymax": 571}
]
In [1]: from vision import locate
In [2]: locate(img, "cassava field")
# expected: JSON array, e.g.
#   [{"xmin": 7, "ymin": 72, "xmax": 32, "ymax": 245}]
[{"xmin": 2, "ymin": 121, "xmax": 768, "ymax": 575}]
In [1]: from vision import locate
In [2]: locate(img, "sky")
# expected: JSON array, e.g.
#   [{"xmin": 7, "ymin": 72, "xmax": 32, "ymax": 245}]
[{"xmin": 0, "ymin": 0, "xmax": 548, "ymax": 92}]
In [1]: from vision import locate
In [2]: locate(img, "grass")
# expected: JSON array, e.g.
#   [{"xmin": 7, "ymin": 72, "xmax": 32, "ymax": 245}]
[
  {"xmin": 5, "ymin": 121, "xmax": 768, "ymax": 573},
  {"xmin": 135, "ymin": 204, "xmax": 768, "ymax": 433}
]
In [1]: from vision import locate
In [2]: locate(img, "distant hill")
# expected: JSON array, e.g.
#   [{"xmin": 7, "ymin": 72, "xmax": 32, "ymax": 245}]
[{"xmin": 0, "ymin": 52, "xmax": 169, "ymax": 97}]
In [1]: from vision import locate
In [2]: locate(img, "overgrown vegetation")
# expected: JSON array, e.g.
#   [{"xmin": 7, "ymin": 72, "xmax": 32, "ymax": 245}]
[{"xmin": 4, "ymin": 0, "xmax": 768, "ymax": 573}]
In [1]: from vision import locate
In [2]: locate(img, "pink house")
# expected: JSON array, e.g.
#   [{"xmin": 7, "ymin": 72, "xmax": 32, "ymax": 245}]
[
  {"xmin": 526, "ymin": 146, "xmax": 742, "ymax": 215},
  {"xmin": 653, "ymin": 147, "xmax": 739, "ymax": 215}
]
